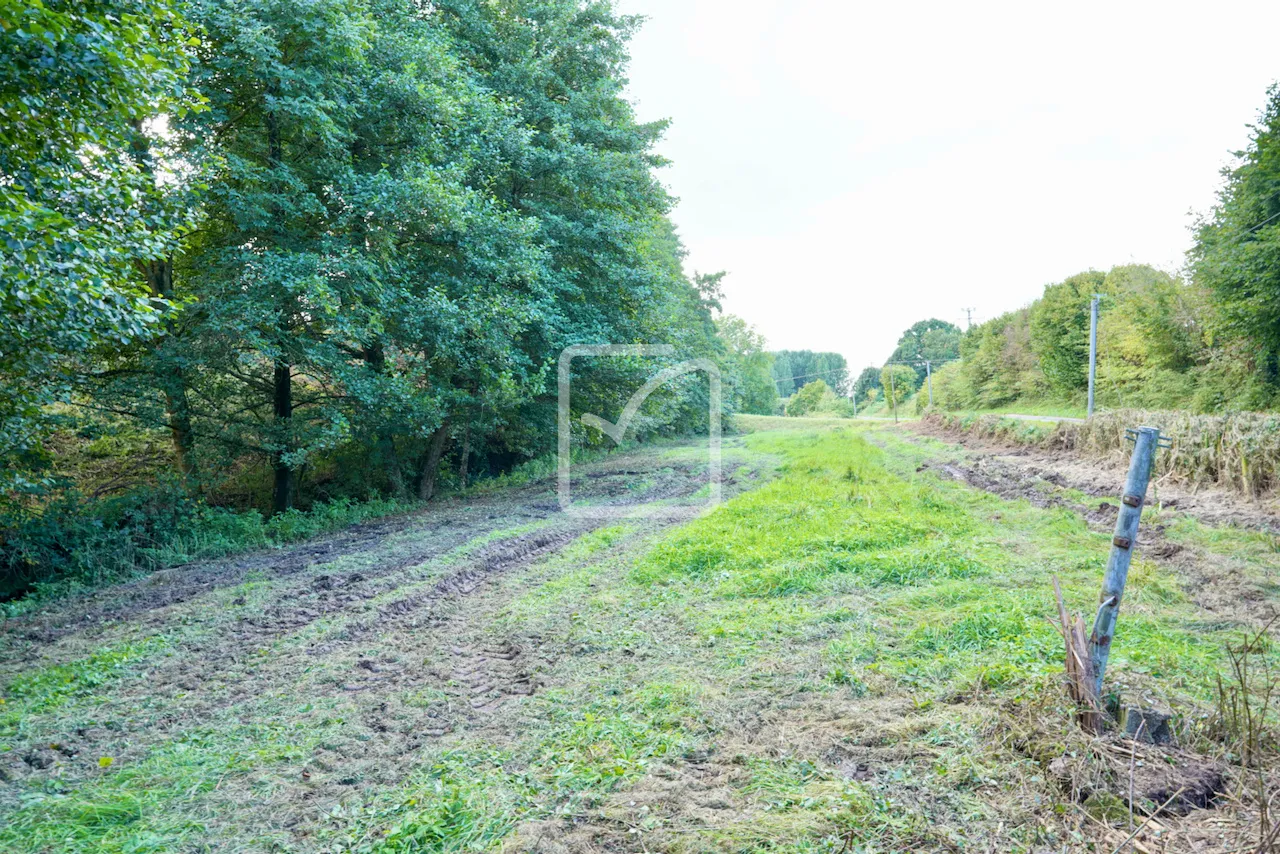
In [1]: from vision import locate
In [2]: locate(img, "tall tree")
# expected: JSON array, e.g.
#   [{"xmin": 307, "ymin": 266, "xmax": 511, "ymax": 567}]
[
  {"xmin": 887, "ymin": 319, "xmax": 961, "ymax": 382},
  {"xmin": 1192, "ymin": 84, "xmax": 1280, "ymax": 389},
  {"xmin": 435, "ymin": 0, "xmax": 722, "ymax": 451},
  {"xmin": 771, "ymin": 350, "xmax": 850, "ymax": 396},
  {"xmin": 879, "ymin": 364, "xmax": 919, "ymax": 408},
  {"xmin": 1030, "ymin": 271, "xmax": 1106, "ymax": 395},
  {"xmin": 0, "ymin": 0, "xmax": 199, "ymax": 488},
  {"xmin": 717, "ymin": 315, "xmax": 778, "ymax": 415},
  {"xmin": 852, "ymin": 366, "xmax": 882, "ymax": 404}
]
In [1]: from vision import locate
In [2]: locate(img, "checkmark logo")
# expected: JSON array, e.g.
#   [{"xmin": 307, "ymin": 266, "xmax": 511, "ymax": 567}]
[
  {"xmin": 557, "ymin": 344, "xmax": 723, "ymax": 518},
  {"xmin": 579, "ymin": 362, "xmax": 703, "ymax": 445}
]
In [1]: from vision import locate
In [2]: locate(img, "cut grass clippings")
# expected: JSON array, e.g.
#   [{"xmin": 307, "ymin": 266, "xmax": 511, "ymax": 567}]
[{"xmin": 0, "ymin": 422, "xmax": 1270, "ymax": 852}]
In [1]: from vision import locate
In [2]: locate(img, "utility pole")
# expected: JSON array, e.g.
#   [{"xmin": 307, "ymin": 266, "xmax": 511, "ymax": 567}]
[
  {"xmin": 925, "ymin": 360, "xmax": 933, "ymax": 408},
  {"xmin": 961, "ymin": 307, "xmax": 975, "ymax": 330},
  {"xmin": 889, "ymin": 370, "xmax": 898, "ymax": 424},
  {"xmin": 1087, "ymin": 294, "xmax": 1101, "ymax": 417}
]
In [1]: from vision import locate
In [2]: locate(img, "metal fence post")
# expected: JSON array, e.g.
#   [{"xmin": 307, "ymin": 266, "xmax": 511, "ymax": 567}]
[
  {"xmin": 926, "ymin": 360, "xmax": 933, "ymax": 408},
  {"xmin": 1088, "ymin": 426, "xmax": 1163, "ymax": 696}
]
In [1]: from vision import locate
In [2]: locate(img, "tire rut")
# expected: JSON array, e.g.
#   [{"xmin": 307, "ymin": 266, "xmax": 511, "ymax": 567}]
[{"xmin": 904, "ymin": 440, "xmax": 1280, "ymax": 628}]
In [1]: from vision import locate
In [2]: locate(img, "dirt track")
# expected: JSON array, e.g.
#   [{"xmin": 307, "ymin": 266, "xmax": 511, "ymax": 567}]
[
  {"xmin": 903, "ymin": 422, "xmax": 1280, "ymax": 628},
  {"xmin": 0, "ymin": 442, "xmax": 767, "ymax": 845},
  {"xmin": 5, "ymin": 424, "xmax": 1278, "ymax": 852},
  {"xmin": 909, "ymin": 419, "xmax": 1280, "ymax": 533}
]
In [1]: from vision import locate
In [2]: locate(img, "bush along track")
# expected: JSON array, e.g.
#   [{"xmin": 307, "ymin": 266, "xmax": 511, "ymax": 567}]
[{"xmin": 1, "ymin": 423, "xmax": 1277, "ymax": 852}]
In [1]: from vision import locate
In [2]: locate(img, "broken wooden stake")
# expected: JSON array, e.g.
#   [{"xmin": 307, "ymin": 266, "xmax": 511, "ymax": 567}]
[{"xmin": 1053, "ymin": 575, "xmax": 1103, "ymax": 733}]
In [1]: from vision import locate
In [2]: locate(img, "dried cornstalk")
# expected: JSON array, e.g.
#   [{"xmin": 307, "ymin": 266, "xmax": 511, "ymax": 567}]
[{"xmin": 925, "ymin": 408, "xmax": 1280, "ymax": 498}]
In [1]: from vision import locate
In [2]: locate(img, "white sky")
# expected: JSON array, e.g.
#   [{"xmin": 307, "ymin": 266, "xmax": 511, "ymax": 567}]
[{"xmin": 617, "ymin": 0, "xmax": 1280, "ymax": 374}]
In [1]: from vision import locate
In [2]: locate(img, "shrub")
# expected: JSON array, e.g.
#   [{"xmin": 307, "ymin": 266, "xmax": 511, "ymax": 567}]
[
  {"xmin": 787, "ymin": 380, "xmax": 835, "ymax": 417},
  {"xmin": 879, "ymin": 365, "xmax": 918, "ymax": 409},
  {"xmin": 0, "ymin": 489, "xmax": 420, "ymax": 609}
]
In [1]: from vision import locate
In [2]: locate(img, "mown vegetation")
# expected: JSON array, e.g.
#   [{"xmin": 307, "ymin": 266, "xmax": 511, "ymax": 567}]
[
  {"xmin": 0, "ymin": 0, "xmax": 778, "ymax": 599},
  {"xmin": 4, "ymin": 421, "xmax": 1271, "ymax": 851}
]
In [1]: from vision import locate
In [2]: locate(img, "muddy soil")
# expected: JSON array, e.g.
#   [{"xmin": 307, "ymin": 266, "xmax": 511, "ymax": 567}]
[
  {"xmin": 0, "ymin": 444, "xmax": 762, "ymax": 841},
  {"xmin": 910, "ymin": 420, "xmax": 1280, "ymax": 534},
  {"xmin": 902, "ymin": 425, "xmax": 1280, "ymax": 630}
]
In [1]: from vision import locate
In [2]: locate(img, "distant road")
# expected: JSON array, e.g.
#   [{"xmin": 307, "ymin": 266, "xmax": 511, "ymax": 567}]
[
  {"xmin": 851, "ymin": 413, "xmax": 1086, "ymax": 423},
  {"xmin": 999, "ymin": 413, "xmax": 1085, "ymax": 424}
]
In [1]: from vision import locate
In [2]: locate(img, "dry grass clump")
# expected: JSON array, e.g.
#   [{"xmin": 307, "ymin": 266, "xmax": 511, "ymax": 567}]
[
  {"xmin": 996, "ymin": 684, "xmax": 1269, "ymax": 853},
  {"xmin": 1062, "ymin": 410, "xmax": 1280, "ymax": 497},
  {"xmin": 927, "ymin": 409, "xmax": 1280, "ymax": 497}
]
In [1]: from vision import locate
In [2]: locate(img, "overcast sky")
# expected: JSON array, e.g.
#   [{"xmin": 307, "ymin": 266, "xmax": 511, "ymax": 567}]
[{"xmin": 616, "ymin": 0, "xmax": 1280, "ymax": 374}]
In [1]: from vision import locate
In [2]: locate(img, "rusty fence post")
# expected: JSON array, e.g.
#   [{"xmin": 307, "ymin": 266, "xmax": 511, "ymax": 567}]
[{"xmin": 1087, "ymin": 425, "xmax": 1169, "ymax": 696}]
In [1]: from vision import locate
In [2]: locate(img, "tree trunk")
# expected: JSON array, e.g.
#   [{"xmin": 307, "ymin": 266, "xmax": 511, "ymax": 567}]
[
  {"xmin": 266, "ymin": 107, "xmax": 294, "ymax": 515},
  {"xmin": 272, "ymin": 360, "xmax": 293, "ymax": 514},
  {"xmin": 419, "ymin": 421, "xmax": 451, "ymax": 502},
  {"xmin": 458, "ymin": 420, "xmax": 471, "ymax": 488},
  {"xmin": 362, "ymin": 341, "xmax": 405, "ymax": 497},
  {"xmin": 128, "ymin": 124, "xmax": 197, "ymax": 479},
  {"xmin": 139, "ymin": 257, "xmax": 197, "ymax": 477}
]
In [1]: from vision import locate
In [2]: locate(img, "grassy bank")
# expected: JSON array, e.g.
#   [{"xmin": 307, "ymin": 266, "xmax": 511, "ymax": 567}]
[{"xmin": 0, "ymin": 494, "xmax": 425, "ymax": 615}]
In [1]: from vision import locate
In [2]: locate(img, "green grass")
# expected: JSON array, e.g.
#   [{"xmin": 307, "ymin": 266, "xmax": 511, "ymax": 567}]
[
  {"xmin": 951, "ymin": 401, "xmax": 1088, "ymax": 419},
  {"xmin": 636, "ymin": 426, "xmax": 1233, "ymax": 705},
  {"xmin": 1, "ymin": 421, "xmax": 1268, "ymax": 853},
  {"xmin": 3, "ymin": 495, "xmax": 425, "ymax": 617},
  {"xmin": 320, "ymin": 684, "xmax": 704, "ymax": 853},
  {"xmin": 1, "ymin": 638, "xmax": 169, "ymax": 740},
  {"xmin": 351, "ymin": 422, "xmax": 1245, "ymax": 850}
]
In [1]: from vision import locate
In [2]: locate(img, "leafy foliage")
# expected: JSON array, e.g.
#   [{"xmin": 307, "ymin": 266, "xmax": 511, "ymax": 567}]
[
  {"xmin": 771, "ymin": 350, "xmax": 850, "ymax": 396},
  {"xmin": 0, "ymin": 0, "xmax": 740, "ymax": 595},
  {"xmin": 888, "ymin": 319, "xmax": 961, "ymax": 383},
  {"xmin": 1193, "ymin": 83, "xmax": 1280, "ymax": 382},
  {"xmin": 852, "ymin": 366, "xmax": 882, "ymax": 405},
  {"xmin": 879, "ymin": 364, "xmax": 919, "ymax": 409},
  {"xmin": 717, "ymin": 315, "xmax": 778, "ymax": 415},
  {"xmin": 787, "ymin": 380, "xmax": 834, "ymax": 417},
  {"xmin": 0, "ymin": 0, "xmax": 202, "ymax": 489},
  {"xmin": 1030, "ymin": 271, "xmax": 1105, "ymax": 395},
  {"xmin": 924, "ymin": 262, "xmax": 1249, "ymax": 413}
]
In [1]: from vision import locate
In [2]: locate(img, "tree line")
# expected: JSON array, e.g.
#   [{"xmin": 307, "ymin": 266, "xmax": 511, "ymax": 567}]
[
  {"xmin": 771, "ymin": 351, "xmax": 850, "ymax": 397},
  {"xmin": 929, "ymin": 256, "xmax": 1265, "ymax": 413},
  {"xmin": 0, "ymin": 0, "xmax": 768, "ymax": 593},
  {"xmin": 878, "ymin": 84, "xmax": 1280, "ymax": 416}
]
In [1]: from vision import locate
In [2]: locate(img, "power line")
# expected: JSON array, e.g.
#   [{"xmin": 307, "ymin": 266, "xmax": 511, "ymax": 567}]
[
  {"xmin": 773, "ymin": 366, "xmax": 849, "ymax": 386},
  {"xmin": 884, "ymin": 358, "xmax": 959, "ymax": 367},
  {"xmin": 1239, "ymin": 208, "xmax": 1280, "ymax": 238}
]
